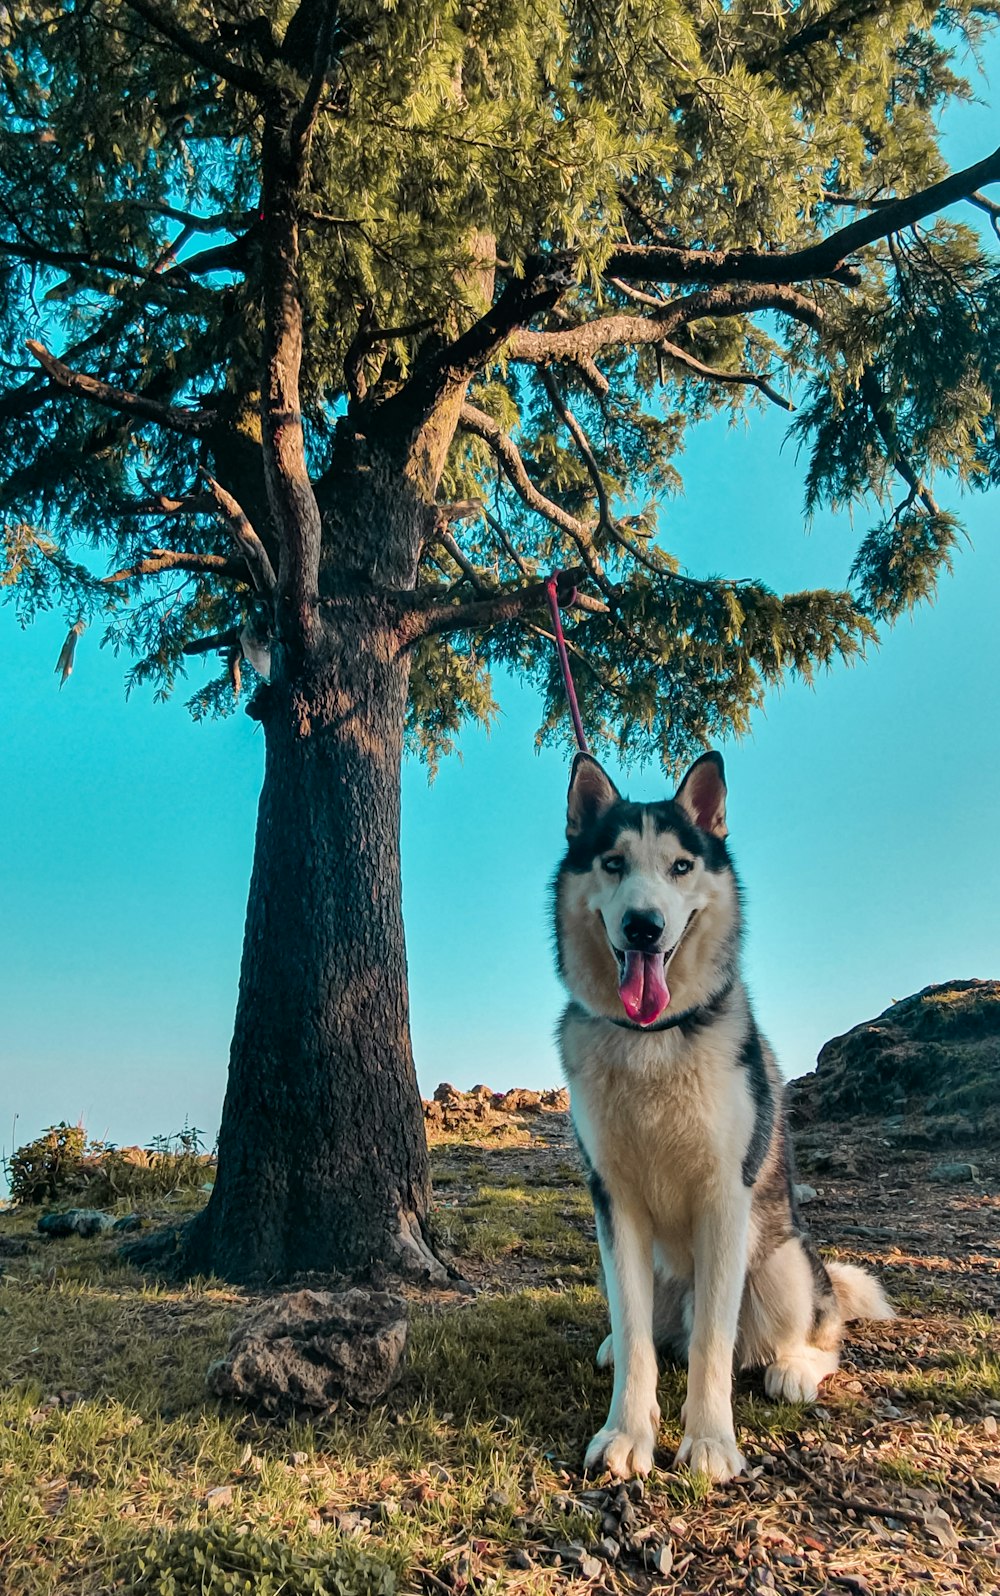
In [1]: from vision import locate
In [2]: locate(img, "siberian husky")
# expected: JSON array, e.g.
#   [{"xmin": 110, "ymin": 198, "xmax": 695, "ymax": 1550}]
[{"xmin": 554, "ymin": 751, "xmax": 892, "ymax": 1482}]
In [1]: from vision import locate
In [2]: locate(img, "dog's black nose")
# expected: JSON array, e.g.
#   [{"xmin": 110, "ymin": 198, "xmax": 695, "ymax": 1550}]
[{"xmin": 622, "ymin": 909, "xmax": 665, "ymax": 949}]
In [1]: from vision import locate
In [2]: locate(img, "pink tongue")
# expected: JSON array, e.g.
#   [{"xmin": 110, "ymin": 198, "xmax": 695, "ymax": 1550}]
[{"xmin": 618, "ymin": 951, "xmax": 670, "ymax": 1026}]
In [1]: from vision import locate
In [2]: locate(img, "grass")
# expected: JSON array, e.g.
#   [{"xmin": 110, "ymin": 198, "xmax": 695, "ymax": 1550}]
[
  {"xmin": 893, "ymin": 1353, "xmax": 1000, "ymax": 1409},
  {"xmin": 0, "ymin": 1187, "xmax": 624, "ymax": 1594},
  {"xmin": 433, "ymin": 1183, "xmax": 594, "ymax": 1270},
  {"xmin": 2, "ymin": 1119, "xmax": 999, "ymax": 1595}
]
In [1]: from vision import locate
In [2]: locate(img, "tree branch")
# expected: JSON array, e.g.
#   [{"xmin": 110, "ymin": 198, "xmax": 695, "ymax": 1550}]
[
  {"xmin": 378, "ymin": 262, "xmax": 572, "ymax": 447},
  {"xmin": 540, "ymin": 368, "xmax": 613, "ymax": 527},
  {"xmin": 120, "ymin": 0, "xmax": 275, "ymax": 98},
  {"xmin": 182, "ymin": 628, "xmax": 242, "ymax": 656},
  {"xmin": 434, "ymin": 525, "xmax": 490, "ymax": 590},
  {"xmin": 288, "ymin": 0, "xmax": 341, "ymax": 160},
  {"xmin": 658, "ymin": 341, "xmax": 794, "ymax": 409},
  {"xmin": 458, "ymin": 403, "xmax": 610, "ymax": 591},
  {"xmin": 25, "ymin": 341, "xmax": 217, "ymax": 434},
  {"xmin": 104, "ymin": 550, "xmax": 246, "ymax": 585},
  {"xmin": 859, "ymin": 369, "xmax": 940, "ymax": 518},
  {"xmin": 607, "ymin": 145, "xmax": 1000, "ymax": 286},
  {"xmin": 506, "ymin": 284, "xmax": 824, "ymax": 365},
  {"xmin": 199, "ymin": 470, "xmax": 277, "ymax": 594},
  {"xmin": 400, "ymin": 566, "xmax": 605, "ymax": 642}
]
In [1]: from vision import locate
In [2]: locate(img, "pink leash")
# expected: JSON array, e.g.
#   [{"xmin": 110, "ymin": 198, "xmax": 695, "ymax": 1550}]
[{"xmin": 545, "ymin": 573, "xmax": 590, "ymax": 755}]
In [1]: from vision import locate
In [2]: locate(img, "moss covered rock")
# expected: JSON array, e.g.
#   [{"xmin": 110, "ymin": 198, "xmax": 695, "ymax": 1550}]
[{"xmin": 789, "ymin": 980, "xmax": 1000, "ymax": 1133}]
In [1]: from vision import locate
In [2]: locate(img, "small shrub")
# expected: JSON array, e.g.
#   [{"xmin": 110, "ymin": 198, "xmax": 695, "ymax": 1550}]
[
  {"xmin": 7, "ymin": 1122, "xmax": 90, "ymax": 1205},
  {"xmin": 7, "ymin": 1121, "xmax": 215, "ymax": 1208},
  {"xmin": 127, "ymin": 1525, "xmax": 398, "ymax": 1596}
]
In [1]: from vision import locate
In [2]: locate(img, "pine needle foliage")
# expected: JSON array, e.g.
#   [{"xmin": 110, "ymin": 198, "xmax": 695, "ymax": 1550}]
[{"xmin": 1, "ymin": 0, "xmax": 998, "ymax": 769}]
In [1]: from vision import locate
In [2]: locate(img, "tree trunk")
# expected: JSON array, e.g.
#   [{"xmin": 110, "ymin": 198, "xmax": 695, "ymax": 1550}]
[{"xmin": 184, "ymin": 596, "xmax": 444, "ymax": 1286}]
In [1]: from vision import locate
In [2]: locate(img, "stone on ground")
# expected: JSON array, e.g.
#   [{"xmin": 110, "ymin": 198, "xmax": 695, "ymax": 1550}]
[
  {"xmin": 37, "ymin": 1209, "xmax": 115, "ymax": 1238},
  {"xmin": 206, "ymin": 1287, "xmax": 408, "ymax": 1416}
]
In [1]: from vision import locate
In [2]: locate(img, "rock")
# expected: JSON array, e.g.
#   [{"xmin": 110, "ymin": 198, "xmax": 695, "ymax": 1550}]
[
  {"xmin": 578, "ymin": 1553, "xmax": 602, "ymax": 1579},
  {"xmin": 486, "ymin": 1489, "xmax": 510, "ymax": 1510},
  {"xmin": 500, "ymin": 1088, "xmax": 542, "ymax": 1113},
  {"xmin": 650, "ymin": 1541, "xmax": 673, "ymax": 1576},
  {"xmin": 0, "ymin": 1235, "xmax": 31, "ymax": 1256},
  {"xmin": 982, "ymin": 1415, "xmax": 998, "ymax": 1437},
  {"xmin": 206, "ymin": 1287, "xmax": 408, "ymax": 1417},
  {"xmin": 112, "ymin": 1213, "xmax": 142, "ymax": 1233},
  {"xmin": 788, "ymin": 980, "xmax": 1000, "ymax": 1132},
  {"xmin": 511, "ymin": 1549, "xmax": 533, "ymax": 1570},
  {"xmin": 597, "ymin": 1536, "xmax": 619, "ymax": 1561},
  {"xmin": 433, "ymin": 1082, "xmax": 463, "ymax": 1106},
  {"xmin": 923, "ymin": 1506, "xmax": 959, "ymax": 1549},
  {"xmin": 928, "ymin": 1162, "xmax": 980, "ymax": 1182},
  {"xmin": 793, "ymin": 1183, "xmax": 818, "ymax": 1205},
  {"xmin": 38, "ymin": 1209, "xmax": 115, "ymax": 1238},
  {"xmin": 204, "ymin": 1485, "xmax": 234, "ymax": 1510},
  {"xmin": 429, "ymin": 1463, "xmax": 452, "ymax": 1484}
]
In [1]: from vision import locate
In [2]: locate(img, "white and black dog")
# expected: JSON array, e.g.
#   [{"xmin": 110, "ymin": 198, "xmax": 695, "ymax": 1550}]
[{"xmin": 554, "ymin": 751, "xmax": 892, "ymax": 1483}]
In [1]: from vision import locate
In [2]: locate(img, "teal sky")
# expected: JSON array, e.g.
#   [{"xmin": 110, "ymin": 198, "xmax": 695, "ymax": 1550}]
[{"xmin": 2, "ymin": 52, "xmax": 998, "ymax": 1163}]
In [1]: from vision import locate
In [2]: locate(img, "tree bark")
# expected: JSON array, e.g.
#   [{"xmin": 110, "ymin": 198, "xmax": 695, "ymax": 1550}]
[{"xmin": 183, "ymin": 595, "xmax": 444, "ymax": 1285}]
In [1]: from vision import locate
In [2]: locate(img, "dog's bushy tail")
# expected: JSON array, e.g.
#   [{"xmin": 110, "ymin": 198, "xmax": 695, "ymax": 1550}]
[{"xmin": 827, "ymin": 1261, "xmax": 895, "ymax": 1322}]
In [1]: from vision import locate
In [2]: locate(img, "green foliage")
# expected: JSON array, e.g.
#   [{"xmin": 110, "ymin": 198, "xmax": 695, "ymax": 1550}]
[
  {"xmin": 7, "ymin": 1121, "xmax": 213, "ymax": 1208},
  {"xmin": 7, "ymin": 1122, "xmax": 88, "ymax": 1207},
  {"xmin": 1, "ymin": 0, "xmax": 998, "ymax": 765},
  {"xmin": 128, "ymin": 1526, "xmax": 398, "ymax": 1596}
]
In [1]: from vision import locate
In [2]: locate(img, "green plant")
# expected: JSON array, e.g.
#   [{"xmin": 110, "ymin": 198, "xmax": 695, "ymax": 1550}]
[
  {"xmin": 7, "ymin": 1122, "xmax": 91, "ymax": 1206},
  {"xmin": 7, "ymin": 1121, "xmax": 214, "ymax": 1209},
  {"xmin": 128, "ymin": 1526, "xmax": 398, "ymax": 1596}
]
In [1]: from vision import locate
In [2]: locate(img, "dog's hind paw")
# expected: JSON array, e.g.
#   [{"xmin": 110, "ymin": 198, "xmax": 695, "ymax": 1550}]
[
  {"xmin": 674, "ymin": 1432, "xmax": 745, "ymax": 1483},
  {"xmin": 595, "ymin": 1333, "xmax": 615, "ymax": 1369},
  {"xmin": 764, "ymin": 1348, "xmax": 837, "ymax": 1405},
  {"xmin": 585, "ymin": 1422, "xmax": 656, "ymax": 1479}
]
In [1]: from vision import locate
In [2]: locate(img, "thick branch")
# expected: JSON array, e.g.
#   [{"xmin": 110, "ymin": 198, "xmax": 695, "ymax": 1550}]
[
  {"xmin": 607, "ymin": 145, "xmax": 1000, "ymax": 286},
  {"xmin": 288, "ymin": 1, "xmax": 340, "ymax": 159},
  {"xmin": 25, "ymin": 342, "xmax": 217, "ymax": 434},
  {"xmin": 258, "ymin": 162, "xmax": 323, "ymax": 646},
  {"xmin": 400, "ymin": 567, "xmax": 605, "ymax": 642},
  {"xmin": 376, "ymin": 256, "xmax": 576, "ymax": 463},
  {"xmin": 507, "ymin": 285, "xmax": 824, "ymax": 365},
  {"xmin": 104, "ymin": 550, "xmax": 246, "ymax": 584},
  {"xmin": 182, "ymin": 628, "xmax": 242, "ymax": 656},
  {"xmin": 120, "ymin": 0, "xmax": 274, "ymax": 97},
  {"xmin": 199, "ymin": 471, "xmax": 277, "ymax": 594}
]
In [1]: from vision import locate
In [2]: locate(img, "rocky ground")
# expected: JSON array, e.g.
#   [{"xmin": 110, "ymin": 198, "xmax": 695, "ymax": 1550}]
[{"xmin": 1, "ymin": 998, "xmax": 999, "ymax": 1596}]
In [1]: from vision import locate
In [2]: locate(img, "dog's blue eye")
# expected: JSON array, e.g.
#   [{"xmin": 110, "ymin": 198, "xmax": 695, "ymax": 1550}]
[
  {"xmin": 673, "ymin": 859, "xmax": 694, "ymax": 876},
  {"xmin": 601, "ymin": 855, "xmax": 624, "ymax": 875}
]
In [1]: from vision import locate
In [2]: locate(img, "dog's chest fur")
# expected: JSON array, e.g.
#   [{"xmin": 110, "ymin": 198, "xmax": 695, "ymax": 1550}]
[{"xmin": 563, "ymin": 999, "xmax": 757, "ymax": 1266}]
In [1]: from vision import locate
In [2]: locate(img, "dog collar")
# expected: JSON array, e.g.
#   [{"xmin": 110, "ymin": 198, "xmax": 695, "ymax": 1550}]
[{"xmin": 598, "ymin": 977, "xmax": 735, "ymax": 1035}]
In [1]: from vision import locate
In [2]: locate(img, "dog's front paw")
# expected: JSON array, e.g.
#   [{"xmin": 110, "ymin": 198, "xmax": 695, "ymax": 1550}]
[
  {"xmin": 675, "ymin": 1432, "xmax": 745, "ymax": 1483},
  {"xmin": 585, "ymin": 1421, "xmax": 656, "ymax": 1479},
  {"xmin": 595, "ymin": 1333, "xmax": 614, "ymax": 1369}
]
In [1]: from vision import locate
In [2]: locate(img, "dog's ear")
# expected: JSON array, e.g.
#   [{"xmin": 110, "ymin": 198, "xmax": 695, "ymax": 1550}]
[
  {"xmin": 675, "ymin": 751, "xmax": 728, "ymax": 838},
  {"xmin": 567, "ymin": 753, "xmax": 620, "ymax": 838}
]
